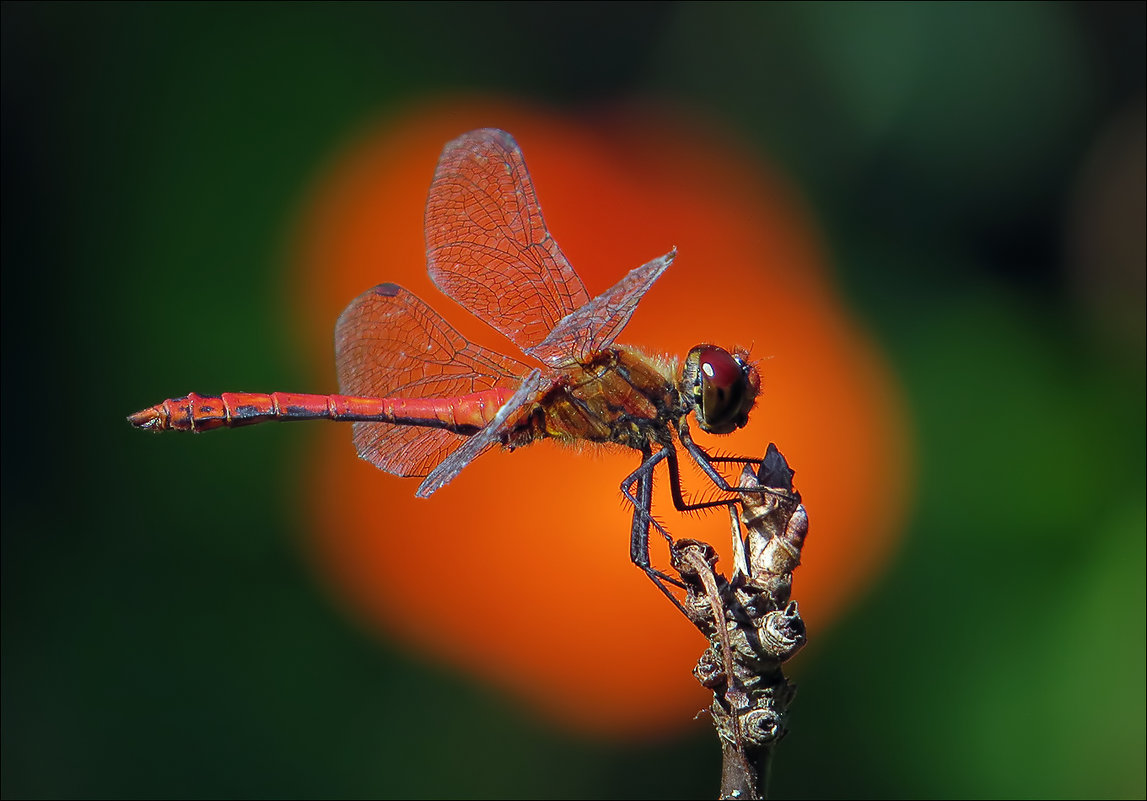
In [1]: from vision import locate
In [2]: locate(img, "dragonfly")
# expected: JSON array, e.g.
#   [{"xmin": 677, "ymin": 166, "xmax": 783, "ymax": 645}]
[{"xmin": 130, "ymin": 128, "xmax": 766, "ymax": 591}]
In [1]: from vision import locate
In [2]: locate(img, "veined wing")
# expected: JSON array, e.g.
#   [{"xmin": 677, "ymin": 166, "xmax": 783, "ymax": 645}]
[
  {"xmin": 335, "ymin": 282, "xmax": 528, "ymax": 477},
  {"xmin": 531, "ymin": 249, "xmax": 675, "ymax": 367},
  {"xmin": 425, "ymin": 128, "xmax": 590, "ymax": 366},
  {"xmin": 415, "ymin": 369, "xmax": 545, "ymax": 498}
]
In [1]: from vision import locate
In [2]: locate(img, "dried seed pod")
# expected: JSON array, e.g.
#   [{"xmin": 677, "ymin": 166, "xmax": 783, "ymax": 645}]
[
  {"xmin": 757, "ymin": 602, "xmax": 807, "ymax": 662},
  {"xmin": 740, "ymin": 707, "xmax": 785, "ymax": 746},
  {"xmin": 694, "ymin": 646, "xmax": 727, "ymax": 688}
]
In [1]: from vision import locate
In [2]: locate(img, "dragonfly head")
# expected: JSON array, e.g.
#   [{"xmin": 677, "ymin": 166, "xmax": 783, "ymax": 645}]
[{"xmin": 682, "ymin": 345, "xmax": 760, "ymax": 435}]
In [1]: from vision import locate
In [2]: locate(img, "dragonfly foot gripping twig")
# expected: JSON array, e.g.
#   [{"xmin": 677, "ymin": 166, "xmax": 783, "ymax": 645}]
[{"xmin": 668, "ymin": 443, "xmax": 808, "ymax": 800}]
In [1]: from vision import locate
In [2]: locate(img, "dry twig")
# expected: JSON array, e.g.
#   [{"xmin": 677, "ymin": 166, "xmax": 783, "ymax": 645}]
[{"xmin": 668, "ymin": 443, "xmax": 808, "ymax": 799}]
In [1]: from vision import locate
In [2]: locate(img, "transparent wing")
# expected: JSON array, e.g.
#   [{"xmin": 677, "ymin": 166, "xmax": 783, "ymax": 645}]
[
  {"xmin": 415, "ymin": 369, "xmax": 545, "ymax": 498},
  {"xmin": 531, "ymin": 250, "xmax": 675, "ymax": 366},
  {"xmin": 425, "ymin": 128, "xmax": 590, "ymax": 365},
  {"xmin": 335, "ymin": 282, "xmax": 528, "ymax": 477}
]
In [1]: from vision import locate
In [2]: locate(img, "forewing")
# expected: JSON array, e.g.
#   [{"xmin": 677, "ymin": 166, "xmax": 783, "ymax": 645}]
[
  {"xmin": 335, "ymin": 283, "xmax": 528, "ymax": 477},
  {"xmin": 425, "ymin": 129, "xmax": 590, "ymax": 363},
  {"xmin": 531, "ymin": 250, "xmax": 675, "ymax": 366},
  {"xmin": 416, "ymin": 370, "xmax": 545, "ymax": 498}
]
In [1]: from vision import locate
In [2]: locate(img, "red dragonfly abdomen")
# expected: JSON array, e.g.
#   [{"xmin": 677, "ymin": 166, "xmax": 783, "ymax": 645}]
[{"xmin": 129, "ymin": 390, "xmax": 517, "ymax": 433}]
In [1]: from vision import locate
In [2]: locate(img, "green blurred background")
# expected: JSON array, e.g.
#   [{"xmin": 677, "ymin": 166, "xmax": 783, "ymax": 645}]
[{"xmin": 3, "ymin": 3, "xmax": 1143, "ymax": 798}]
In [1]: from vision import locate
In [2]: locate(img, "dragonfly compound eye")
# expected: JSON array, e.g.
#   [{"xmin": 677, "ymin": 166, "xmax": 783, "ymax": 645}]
[{"xmin": 687, "ymin": 345, "xmax": 759, "ymax": 435}]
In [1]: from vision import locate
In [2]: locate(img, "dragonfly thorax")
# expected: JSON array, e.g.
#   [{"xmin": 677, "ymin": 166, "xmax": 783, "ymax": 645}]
[{"xmin": 681, "ymin": 345, "xmax": 760, "ymax": 435}]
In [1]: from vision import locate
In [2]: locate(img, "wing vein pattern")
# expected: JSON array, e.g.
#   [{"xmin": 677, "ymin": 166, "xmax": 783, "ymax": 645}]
[
  {"xmin": 335, "ymin": 282, "xmax": 528, "ymax": 477},
  {"xmin": 425, "ymin": 128, "xmax": 590, "ymax": 363}
]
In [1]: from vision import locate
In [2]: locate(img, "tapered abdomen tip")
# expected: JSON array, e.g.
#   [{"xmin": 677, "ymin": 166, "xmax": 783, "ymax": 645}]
[{"xmin": 128, "ymin": 405, "xmax": 165, "ymax": 431}]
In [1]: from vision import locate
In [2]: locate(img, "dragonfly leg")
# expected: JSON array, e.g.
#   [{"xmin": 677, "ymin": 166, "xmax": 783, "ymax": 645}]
[
  {"xmin": 620, "ymin": 447, "xmax": 689, "ymax": 603},
  {"xmin": 620, "ymin": 446, "xmax": 661, "ymax": 568},
  {"xmin": 671, "ymin": 424, "xmax": 792, "ymax": 510},
  {"xmin": 662, "ymin": 441, "xmax": 748, "ymax": 515}
]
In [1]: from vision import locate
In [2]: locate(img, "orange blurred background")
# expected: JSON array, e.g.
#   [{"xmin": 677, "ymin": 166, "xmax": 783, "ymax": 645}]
[
  {"xmin": 291, "ymin": 100, "xmax": 910, "ymax": 734},
  {"xmin": 5, "ymin": 4, "xmax": 1142, "ymax": 798}
]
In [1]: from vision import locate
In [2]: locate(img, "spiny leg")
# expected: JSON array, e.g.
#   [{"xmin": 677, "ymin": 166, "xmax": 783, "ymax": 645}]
[
  {"xmin": 674, "ymin": 424, "xmax": 794, "ymax": 507},
  {"xmin": 609, "ymin": 358, "xmax": 752, "ymax": 541},
  {"xmin": 620, "ymin": 446, "xmax": 689, "ymax": 610}
]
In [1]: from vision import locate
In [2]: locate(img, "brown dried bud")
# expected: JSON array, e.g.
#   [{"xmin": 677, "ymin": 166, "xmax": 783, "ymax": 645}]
[
  {"xmin": 694, "ymin": 646, "xmax": 727, "ymax": 688},
  {"xmin": 757, "ymin": 602, "xmax": 806, "ymax": 662}
]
